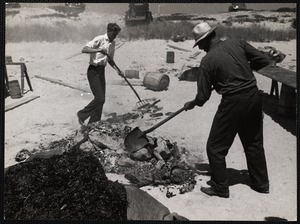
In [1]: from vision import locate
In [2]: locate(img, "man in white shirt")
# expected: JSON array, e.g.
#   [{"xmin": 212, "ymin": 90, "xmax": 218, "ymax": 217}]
[{"xmin": 77, "ymin": 23, "xmax": 123, "ymax": 125}]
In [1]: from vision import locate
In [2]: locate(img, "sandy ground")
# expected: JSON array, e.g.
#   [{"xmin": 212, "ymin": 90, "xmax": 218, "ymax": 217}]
[
  {"xmin": 4, "ymin": 5, "xmax": 297, "ymax": 221},
  {"xmin": 4, "ymin": 38, "xmax": 297, "ymax": 221}
]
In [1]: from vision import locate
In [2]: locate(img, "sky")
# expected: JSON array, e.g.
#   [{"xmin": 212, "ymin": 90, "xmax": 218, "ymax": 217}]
[{"xmin": 19, "ymin": 2, "xmax": 296, "ymax": 15}]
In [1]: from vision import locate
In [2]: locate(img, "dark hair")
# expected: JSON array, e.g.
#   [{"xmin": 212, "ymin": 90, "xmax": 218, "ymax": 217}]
[{"xmin": 107, "ymin": 23, "xmax": 121, "ymax": 33}]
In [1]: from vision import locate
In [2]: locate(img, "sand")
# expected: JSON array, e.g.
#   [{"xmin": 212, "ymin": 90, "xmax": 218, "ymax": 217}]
[{"xmin": 4, "ymin": 6, "xmax": 297, "ymax": 221}]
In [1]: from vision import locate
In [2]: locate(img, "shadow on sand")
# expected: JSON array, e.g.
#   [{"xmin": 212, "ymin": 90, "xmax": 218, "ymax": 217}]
[
  {"xmin": 194, "ymin": 163, "xmax": 251, "ymax": 187},
  {"xmin": 261, "ymin": 92, "xmax": 296, "ymax": 136}
]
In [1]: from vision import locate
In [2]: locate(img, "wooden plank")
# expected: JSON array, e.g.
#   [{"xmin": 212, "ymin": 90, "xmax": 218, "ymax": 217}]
[
  {"xmin": 5, "ymin": 95, "xmax": 40, "ymax": 112},
  {"xmin": 167, "ymin": 44, "xmax": 191, "ymax": 52},
  {"xmin": 108, "ymin": 79, "xmax": 143, "ymax": 86},
  {"xmin": 63, "ymin": 42, "xmax": 125, "ymax": 60},
  {"xmin": 35, "ymin": 75, "xmax": 90, "ymax": 93},
  {"xmin": 256, "ymin": 66, "xmax": 296, "ymax": 89}
]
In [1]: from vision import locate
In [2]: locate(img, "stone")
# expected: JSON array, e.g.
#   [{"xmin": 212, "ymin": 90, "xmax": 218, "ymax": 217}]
[
  {"xmin": 117, "ymin": 155, "xmax": 137, "ymax": 167},
  {"xmin": 156, "ymin": 137, "xmax": 171, "ymax": 160},
  {"xmin": 79, "ymin": 140, "xmax": 94, "ymax": 151},
  {"xmin": 130, "ymin": 148, "xmax": 152, "ymax": 161}
]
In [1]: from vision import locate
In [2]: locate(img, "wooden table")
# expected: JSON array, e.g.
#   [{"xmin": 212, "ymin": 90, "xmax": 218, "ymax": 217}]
[{"xmin": 256, "ymin": 65, "xmax": 297, "ymax": 118}]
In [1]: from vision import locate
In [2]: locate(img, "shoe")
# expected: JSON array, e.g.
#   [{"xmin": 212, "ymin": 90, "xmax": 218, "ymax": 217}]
[
  {"xmin": 206, "ymin": 180, "xmax": 213, "ymax": 186},
  {"xmin": 250, "ymin": 186, "xmax": 269, "ymax": 194},
  {"xmin": 77, "ymin": 113, "xmax": 84, "ymax": 126},
  {"xmin": 200, "ymin": 186, "xmax": 229, "ymax": 198}
]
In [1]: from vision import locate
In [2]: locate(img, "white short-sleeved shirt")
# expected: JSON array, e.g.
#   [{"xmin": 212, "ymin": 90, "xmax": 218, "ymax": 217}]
[{"xmin": 86, "ymin": 33, "xmax": 115, "ymax": 66}]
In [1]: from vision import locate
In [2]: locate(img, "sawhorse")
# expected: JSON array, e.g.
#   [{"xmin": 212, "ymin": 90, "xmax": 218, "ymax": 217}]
[{"xmin": 5, "ymin": 62, "xmax": 33, "ymax": 94}]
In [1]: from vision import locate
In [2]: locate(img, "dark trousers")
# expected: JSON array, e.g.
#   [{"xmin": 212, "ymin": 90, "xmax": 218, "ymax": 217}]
[
  {"xmin": 78, "ymin": 65, "xmax": 106, "ymax": 124},
  {"xmin": 207, "ymin": 87, "xmax": 269, "ymax": 193}
]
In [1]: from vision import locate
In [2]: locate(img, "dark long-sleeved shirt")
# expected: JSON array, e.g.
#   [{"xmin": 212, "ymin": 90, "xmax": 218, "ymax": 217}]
[{"xmin": 194, "ymin": 39, "xmax": 270, "ymax": 106}]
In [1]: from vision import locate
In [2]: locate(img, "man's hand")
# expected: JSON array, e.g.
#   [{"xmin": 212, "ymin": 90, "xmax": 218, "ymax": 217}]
[
  {"xmin": 184, "ymin": 100, "xmax": 196, "ymax": 111},
  {"xmin": 99, "ymin": 48, "xmax": 108, "ymax": 55}
]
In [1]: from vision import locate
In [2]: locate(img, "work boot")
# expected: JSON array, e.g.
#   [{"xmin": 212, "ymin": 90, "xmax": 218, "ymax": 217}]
[
  {"xmin": 206, "ymin": 180, "xmax": 213, "ymax": 186},
  {"xmin": 200, "ymin": 186, "xmax": 229, "ymax": 198},
  {"xmin": 250, "ymin": 186, "xmax": 269, "ymax": 194}
]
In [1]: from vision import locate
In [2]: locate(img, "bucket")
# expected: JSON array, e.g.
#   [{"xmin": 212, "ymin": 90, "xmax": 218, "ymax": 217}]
[
  {"xmin": 8, "ymin": 80, "xmax": 22, "ymax": 99},
  {"xmin": 143, "ymin": 72, "xmax": 170, "ymax": 91},
  {"xmin": 125, "ymin": 70, "xmax": 139, "ymax": 79},
  {"xmin": 278, "ymin": 84, "xmax": 296, "ymax": 118},
  {"xmin": 166, "ymin": 51, "xmax": 175, "ymax": 63}
]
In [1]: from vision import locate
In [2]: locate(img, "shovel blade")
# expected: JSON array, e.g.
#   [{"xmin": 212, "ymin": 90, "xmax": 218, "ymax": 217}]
[{"xmin": 124, "ymin": 127, "xmax": 149, "ymax": 153}]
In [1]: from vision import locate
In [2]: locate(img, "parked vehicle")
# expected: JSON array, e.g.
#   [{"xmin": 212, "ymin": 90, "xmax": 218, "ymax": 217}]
[
  {"xmin": 5, "ymin": 3, "xmax": 21, "ymax": 8},
  {"xmin": 228, "ymin": 3, "xmax": 247, "ymax": 12},
  {"xmin": 125, "ymin": 3, "xmax": 153, "ymax": 26},
  {"xmin": 64, "ymin": 3, "xmax": 86, "ymax": 16},
  {"xmin": 49, "ymin": 3, "xmax": 85, "ymax": 17}
]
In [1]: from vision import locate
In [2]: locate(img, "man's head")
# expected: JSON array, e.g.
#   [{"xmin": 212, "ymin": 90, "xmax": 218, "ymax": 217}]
[
  {"xmin": 192, "ymin": 22, "xmax": 217, "ymax": 52},
  {"xmin": 107, "ymin": 23, "xmax": 121, "ymax": 42}
]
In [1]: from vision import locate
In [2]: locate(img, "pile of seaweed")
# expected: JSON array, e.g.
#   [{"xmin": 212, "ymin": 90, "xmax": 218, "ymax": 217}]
[{"xmin": 4, "ymin": 148, "xmax": 128, "ymax": 220}]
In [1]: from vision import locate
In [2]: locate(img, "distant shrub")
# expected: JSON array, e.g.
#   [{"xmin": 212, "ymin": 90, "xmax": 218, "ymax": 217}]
[
  {"xmin": 191, "ymin": 17, "xmax": 217, "ymax": 21},
  {"xmin": 5, "ymin": 19, "xmax": 296, "ymax": 43},
  {"xmin": 118, "ymin": 21, "xmax": 194, "ymax": 40},
  {"xmin": 235, "ymin": 15, "xmax": 249, "ymax": 19},
  {"xmin": 275, "ymin": 7, "xmax": 296, "ymax": 12},
  {"xmin": 216, "ymin": 24, "xmax": 296, "ymax": 42},
  {"xmin": 5, "ymin": 22, "xmax": 104, "ymax": 43}
]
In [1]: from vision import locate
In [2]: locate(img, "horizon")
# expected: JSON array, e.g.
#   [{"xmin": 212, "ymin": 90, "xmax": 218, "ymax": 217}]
[{"xmin": 17, "ymin": 3, "xmax": 296, "ymax": 15}]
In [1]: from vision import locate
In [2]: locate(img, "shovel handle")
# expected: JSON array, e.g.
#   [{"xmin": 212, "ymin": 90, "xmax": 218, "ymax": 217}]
[{"xmin": 143, "ymin": 106, "xmax": 187, "ymax": 134}]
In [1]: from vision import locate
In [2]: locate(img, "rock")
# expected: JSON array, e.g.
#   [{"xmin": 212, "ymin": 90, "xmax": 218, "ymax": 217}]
[
  {"xmin": 170, "ymin": 142, "xmax": 180, "ymax": 159},
  {"xmin": 155, "ymin": 160, "xmax": 166, "ymax": 170},
  {"xmin": 15, "ymin": 149, "xmax": 32, "ymax": 162},
  {"xmin": 89, "ymin": 130, "xmax": 117, "ymax": 150},
  {"xmin": 72, "ymin": 129, "xmax": 87, "ymax": 146},
  {"xmin": 130, "ymin": 148, "xmax": 152, "ymax": 161},
  {"xmin": 156, "ymin": 137, "xmax": 171, "ymax": 160},
  {"xmin": 116, "ymin": 148, "xmax": 125, "ymax": 154},
  {"xmin": 150, "ymin": 113, "xmax": 164, "ymax": 118},
  {"xmin": 179, "ymin": 182, "xmax": 196, "ymax": 194},
  {"xmin": 170, "ymin": 166, "xmax": 192, "ymax": 184},
  {"xmin": 26, "ymin": 149, "xmax": 64, "ymax": 162},
  {"xmin": 117, "ymin": 155, "xmax": 137, "ymax": 167},
  {"xmin": 79, "ymin": 140, "xmax": 94, "ymax": 151}
]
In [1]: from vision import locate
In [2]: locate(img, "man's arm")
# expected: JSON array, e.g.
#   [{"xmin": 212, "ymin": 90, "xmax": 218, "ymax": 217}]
[
  {"xmin": 108, "ymin": 60, "xmax": 124, "ymax": 77},
  {"xmin": 184, "ymin": 67, "xmax": 212, "ymax": 110},
  {"xmin": 82, "ymin": 46, "xmax": 106, "ymax": 54},
  {"xmin": 244, "ymin": 41, "xmax": 270, "ymax": 71}
]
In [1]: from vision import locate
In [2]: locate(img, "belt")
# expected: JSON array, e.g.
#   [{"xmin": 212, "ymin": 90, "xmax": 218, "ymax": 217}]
[
  {"xmin": 223, "ymin": 86, "xmax": 257, "ymax": 97},
  {"xmin": 90, "ymin": 64, "xmax": 105, "ymax": 68}
]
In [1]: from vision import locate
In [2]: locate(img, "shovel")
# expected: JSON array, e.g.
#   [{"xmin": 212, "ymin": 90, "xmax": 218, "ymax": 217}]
[
  {"xmin": 124, "ymin": 105, "xmax": 188, "ymax": 152},
  {"xmin": 105, "ymin": 53, "xmax": 150, "ymax": 109}
]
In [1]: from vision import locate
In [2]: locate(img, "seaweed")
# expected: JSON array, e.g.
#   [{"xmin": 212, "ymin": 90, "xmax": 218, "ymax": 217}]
[{"xmin": 4, "ymin": 148, "xmax": 127, "ymax": 220}]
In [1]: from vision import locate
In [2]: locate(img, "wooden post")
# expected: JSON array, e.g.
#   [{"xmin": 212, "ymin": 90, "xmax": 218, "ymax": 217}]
[
  {"xmin": 270, "ymin": 80, "xmax": 279, "ymax": 99},
  {"xmin": 23, "ymin": 64, "xmax": 33, "ymax": 91},
  {"xmin": 278, "ymin": 84, "xmax": 296, "ymax": 118},
  {"xmin": 20, "ymin": 64, "xmax": 25, "ymax": 94}
]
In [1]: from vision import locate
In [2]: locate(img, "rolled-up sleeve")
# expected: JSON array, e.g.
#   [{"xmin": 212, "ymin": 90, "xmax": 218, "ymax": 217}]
[
  {"xmin": 108, "ymin": 41, "xmax": 116, "ymax": 61},
  {"xmin": 194, "ymin": 66, "xmax": 213, "ymax": 106},
  {"xmin": 244, "ymin": 41, "xmax": 270, "ymax": 71},
  {"xmin": 86, "ymin": 36, "xmax": 101, "ymax": 48}
]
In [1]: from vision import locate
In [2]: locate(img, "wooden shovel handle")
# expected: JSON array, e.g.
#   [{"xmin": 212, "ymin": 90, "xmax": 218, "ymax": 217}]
[{"xmin": 143, "ymin": 106, "xmax": 187, "ymax": 134}]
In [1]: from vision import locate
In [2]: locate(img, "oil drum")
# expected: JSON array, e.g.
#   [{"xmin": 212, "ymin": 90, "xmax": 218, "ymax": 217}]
[{"xmin": 143, "ymin": 72, "xmax": 170, "ymax": 91}]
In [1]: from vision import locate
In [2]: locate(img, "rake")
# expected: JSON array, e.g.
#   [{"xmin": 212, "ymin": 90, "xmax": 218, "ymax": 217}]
[{"xmin": 105, "ymin": 54, "xmax": 150, "ymax": 109}]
